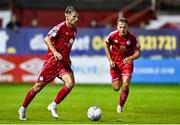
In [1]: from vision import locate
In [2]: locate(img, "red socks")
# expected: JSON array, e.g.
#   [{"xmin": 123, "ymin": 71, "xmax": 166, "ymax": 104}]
[
  {"xmin": 54, "ymin": 85, "xmax": 71, "ymax": 104},
  {"xmin": 22, "ymin": 88, "xmax": 37, "ymax": 108},
  {"xmin": 22, "ymin": 85, "xmax": 71, "ymax": 108},
  {"xmin": 119, "ymin": 89, "xmax": 129, "ymax": 107}
]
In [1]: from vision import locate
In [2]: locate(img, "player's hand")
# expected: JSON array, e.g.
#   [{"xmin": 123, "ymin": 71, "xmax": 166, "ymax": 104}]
[
  {"xmin": 109, "ymin": 60, "xmax": 115, "ymax": 68},
  {"xmin": 123, "ymin": 57, "xmax": 132, "ymax": 64},
  {"xmin": 53, "ymin": 51, "xmax": 63, "ymax": 60}
]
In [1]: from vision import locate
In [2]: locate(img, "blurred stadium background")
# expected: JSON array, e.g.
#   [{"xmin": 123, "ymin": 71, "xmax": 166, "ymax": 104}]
[
  {"xmin": 0, "ymin": 0, "xmax": 180, "ymax": 84},
  {"xmin": 0, "ymin": 0, "xmax": 180, "ymax": 124}
]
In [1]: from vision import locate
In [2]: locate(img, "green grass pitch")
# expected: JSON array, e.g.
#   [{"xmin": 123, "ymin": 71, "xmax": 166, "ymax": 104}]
[{"xmin": 0, "ymin": 83, "xmax": 180, "ymax": 124}]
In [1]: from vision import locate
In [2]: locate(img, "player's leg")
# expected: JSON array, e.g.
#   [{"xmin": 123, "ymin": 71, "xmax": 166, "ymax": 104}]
[
  {"xmin": 112, "ymin": 79, "xmax": 124, "ymax": 113},
  {"xmin": 22, "ymin": 82, "xmax": 46, "ymax": 107},
  {"xmin": 117, "ymin": 63, "xmax": 133, "ymax": 113},
  {"xmin": 19, "ymin": 61, "xmax": 58, "ymax": 120},
  {"xmin": 18, "ymin": 82, "xmax": 46, "ymax": 120},
  {"xmin": 55, "ymin": 72, "xmax": 75, "ymax": 103},
  {"xmin": 47, "ymin": 71, "xmax": 75, "ymax": 118},
  {"xmin": 110, "ymin": 67, "xmax": 125, "ymax": 113},
  {"xmin": 112, "ymin": 79, "xmax": 122, "ymax": 91},
  {"xmin": 117, "ymin": 75, "xmax": 131, "ymax": 113},
  {"xmin": 110, "ymin": 67, "xmax": 122, "ymax": 91}
]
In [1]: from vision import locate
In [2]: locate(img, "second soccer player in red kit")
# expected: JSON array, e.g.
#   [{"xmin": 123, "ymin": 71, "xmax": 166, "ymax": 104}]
[
  {"xmin": 18, "ymin": 6, "xmax": 79, "ymax": 120},
  {"xmin": 104, "ymin": 17, "xmax": 141, "ymax": 113}
]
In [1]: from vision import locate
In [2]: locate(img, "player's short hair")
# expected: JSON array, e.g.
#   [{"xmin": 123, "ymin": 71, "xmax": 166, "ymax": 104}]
[
  {"xmin": 65, "ymin": 5, "xmax": 77, "ymax": 14},
  {"xmin": 118, "ymin": 17, "xmax": 128, "ymax": 24}
]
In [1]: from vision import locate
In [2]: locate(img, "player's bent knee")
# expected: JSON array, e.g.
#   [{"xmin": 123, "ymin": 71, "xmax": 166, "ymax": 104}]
[
  {"xmin": 33, "ymin": 83, "xmax": 45, "ymax": 92},
  {"xmin": 66, "ymin": 83, "xmax": 75, "ymax": 89},
  {"xmin": 65, "ymin": 80, "xmax": 75, "ymax": 89},
  {"xmin": 122, "ymin": 83, "xmax": 129, "ymax": 91},
  {"xmin": 113, "ymin": 86, "xmax": 120, "ymax": 91}
]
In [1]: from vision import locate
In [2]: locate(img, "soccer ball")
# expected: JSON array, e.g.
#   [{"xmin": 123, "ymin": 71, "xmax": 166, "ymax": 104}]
[{"xmin": 87, "ymin": 106, "xmax": 102, "ymax": 121}]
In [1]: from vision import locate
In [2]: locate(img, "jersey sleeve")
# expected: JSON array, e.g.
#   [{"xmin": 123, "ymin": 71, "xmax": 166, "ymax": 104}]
[
  {"xmin": 133, "ymin": 38, "xmax": 141, "ymax": 50},
  {"xmin": 129, "ymin": 32, "xmax": 140, "ymax": 50},
  {"xmin": 106, "ymin": 33, "xmax": 113, "ymax": 45},
  {"xmin": 47, "ymin": 25, "xmax": 61, "ymax": 40}
]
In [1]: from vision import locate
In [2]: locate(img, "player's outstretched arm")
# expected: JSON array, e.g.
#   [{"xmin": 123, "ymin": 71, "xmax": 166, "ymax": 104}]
[{"xmin": 44, "ymin": 36, "xmax": 63, "ymax": 60}]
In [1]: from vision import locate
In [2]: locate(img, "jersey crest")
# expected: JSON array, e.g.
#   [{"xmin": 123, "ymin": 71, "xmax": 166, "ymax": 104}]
[
  {"xmin": 126, "ymin": 40, "xmax": 131, "ymax": 45},
  {"xmin": 69, "ymin": 38, "xmax": 74, "ymax": 44}
]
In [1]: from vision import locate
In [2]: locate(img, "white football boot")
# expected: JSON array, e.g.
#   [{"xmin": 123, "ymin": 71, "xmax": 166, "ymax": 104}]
[
  {"xmin": 47, "ymin": 104, "xmax": 59, "ymax": 118},
  {"xmin": 117, "ymin": 105, "xmax": 123, "ymax": 113},
  {"xmin": 18, "ymin": 106, "xmax": 27, "ymax": 120}
]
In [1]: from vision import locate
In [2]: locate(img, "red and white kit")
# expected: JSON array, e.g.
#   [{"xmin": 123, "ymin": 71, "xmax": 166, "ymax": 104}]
[
  {"xmin": 38, "ymin": 21, "xmax": 77, "ymax": 84},
  {"xmin": 106, "ymin": 30, "xmax": 140, "ymax": 81}
]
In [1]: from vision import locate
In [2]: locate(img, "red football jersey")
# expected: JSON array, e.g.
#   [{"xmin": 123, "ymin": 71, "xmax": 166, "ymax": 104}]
[
  {"xmin": 46, "ymin": 21, "xmax": 77, "ymax": 63},
  {"xmin": 106, "ymin": 30, "xmax": 140, "ymax": 62}
]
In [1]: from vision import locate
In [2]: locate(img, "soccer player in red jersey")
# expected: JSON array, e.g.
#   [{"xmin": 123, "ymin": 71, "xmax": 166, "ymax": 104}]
[
  {"xmin": 104, "ymin": 17, "xmax": 141, "ymax": 113},
  {"xmin": 18, "ymin": 6, "xmax": 79, "ymax": 120}
]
